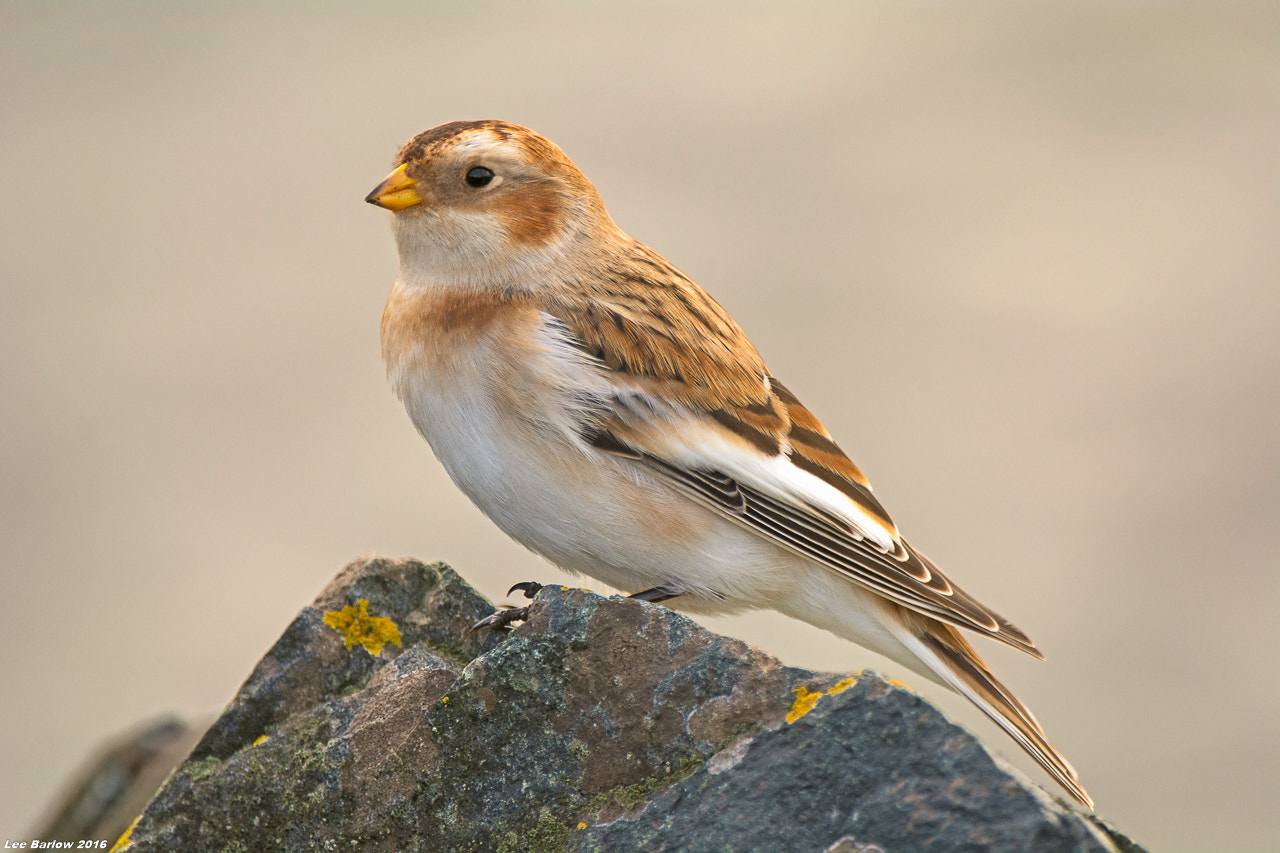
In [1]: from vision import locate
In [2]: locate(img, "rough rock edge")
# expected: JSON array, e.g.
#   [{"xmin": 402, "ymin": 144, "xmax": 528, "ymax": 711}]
[{"xmin": 110, "ymin": 555, "xmax": 1145, "ymax": 853}]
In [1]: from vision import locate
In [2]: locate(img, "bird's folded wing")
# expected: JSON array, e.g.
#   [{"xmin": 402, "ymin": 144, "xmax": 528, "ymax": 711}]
[
  {"xmin": 583, "ymin": 385, "xmax": 1041, "ymax": 658},
  {"xmin": 541, "ymin": 260, "xmax": 1040, "ymax": 656}
]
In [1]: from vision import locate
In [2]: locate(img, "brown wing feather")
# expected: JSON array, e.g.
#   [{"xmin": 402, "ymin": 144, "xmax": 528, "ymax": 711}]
[
  {"xmin": 553, "ymin": 242, "xmax": 770, "ymax": 412},
  {"xmin": 903, "ymin": 609, "xmax": 1091, "ymax": 807},
  {"xmin": 550, "ymin": 239, "xmax": 1038, "ymax": 656}
]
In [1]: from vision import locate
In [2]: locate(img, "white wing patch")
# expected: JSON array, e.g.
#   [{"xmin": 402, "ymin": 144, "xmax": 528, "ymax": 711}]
[{"xmin": 653, "ymin": 419, "xmax": 901, "ymax": 553}]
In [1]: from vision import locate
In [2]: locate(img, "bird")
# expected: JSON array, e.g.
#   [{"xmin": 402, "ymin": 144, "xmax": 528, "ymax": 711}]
[{"xmin": 365, "ymin": 119, "xmax": 1092, "ymax": 808}]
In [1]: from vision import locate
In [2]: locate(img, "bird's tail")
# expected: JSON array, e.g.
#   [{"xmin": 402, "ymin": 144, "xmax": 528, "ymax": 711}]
[{"xmin": 892, "ymin": 609, "xmax": 1093, "ymax": 809}]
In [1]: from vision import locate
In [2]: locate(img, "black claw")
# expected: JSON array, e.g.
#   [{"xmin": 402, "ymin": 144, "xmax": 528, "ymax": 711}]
[
  {"xmin": 468, "ymin": 582, "xmax": 545, "ymax": 636},
  {"xmin": 467, "ymin": 605, "xmax": 531, "ymax": 637},
  {"xmin": 508, "ymin": 581, "xmax": 544, "ymax": 599}
]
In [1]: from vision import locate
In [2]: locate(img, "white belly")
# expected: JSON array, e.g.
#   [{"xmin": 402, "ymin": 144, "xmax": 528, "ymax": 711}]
[
  {"xmin": 393, "ymin": 325, "xmax": 821, "ymax": 616},
  {"xmin": 400, "ymin": 364, "xmax": 917, "ymax": 666}
]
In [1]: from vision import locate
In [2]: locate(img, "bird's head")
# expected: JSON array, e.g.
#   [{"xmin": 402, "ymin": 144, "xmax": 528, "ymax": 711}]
[{"xmin": 366, "ymin": 120, "xmax": 615, "ymax": 290}]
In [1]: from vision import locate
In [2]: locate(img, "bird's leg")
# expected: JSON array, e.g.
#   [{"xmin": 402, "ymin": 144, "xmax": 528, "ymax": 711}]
[
  {"xmin": 628, "ymin": 584, "xmax": 682, "ymax": 604},
  {"xmin": 467, "ymin": 581, "xmax": 545, "ymax": 635},
  {"xmin": 470, "ymin": 581, "xmax": 681, "ymax": 635},
  {"xmin": 467, "ymin": 607, "xmax": 528, "ymax": 635}
]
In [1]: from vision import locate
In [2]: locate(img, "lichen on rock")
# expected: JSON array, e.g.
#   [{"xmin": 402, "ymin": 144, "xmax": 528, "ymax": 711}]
[{"xmin": 112, "ymin": 555, "xmax": 1145, "ymax": 853}]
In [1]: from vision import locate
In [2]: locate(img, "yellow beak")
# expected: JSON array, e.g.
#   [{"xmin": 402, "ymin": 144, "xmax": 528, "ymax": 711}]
[{"xmin": 365, "ymin": 163, "xmax": 423, "ymax": 211}]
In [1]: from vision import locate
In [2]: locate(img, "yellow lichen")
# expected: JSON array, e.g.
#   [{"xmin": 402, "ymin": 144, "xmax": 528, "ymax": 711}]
[
  {"xmin": 109, "ymin": 815, "xmax": 140, "ymax": 852},
  {"xmin": 826, "ymin": 675, "xmax": 858, "ymax": 695},
  {"xmin": 787, "ymin": 676, "xmax": 860, "ymax": 723},
  {"xmin": 786, "ymin": 686, "xmax": 824, "ymax": 723},
  {"xmin": 323, "ymin": 599, "xmax": 402, "ymax": 656},
  {"xmin": 252, "ymin": 734, "xmax": 270, "ymax": 747}
]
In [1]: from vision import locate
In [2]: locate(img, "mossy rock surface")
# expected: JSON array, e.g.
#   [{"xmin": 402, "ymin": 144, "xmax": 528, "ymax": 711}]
[{"xmin": 120, "ymin": 556, "xmax": 1144, "ymax": 853}]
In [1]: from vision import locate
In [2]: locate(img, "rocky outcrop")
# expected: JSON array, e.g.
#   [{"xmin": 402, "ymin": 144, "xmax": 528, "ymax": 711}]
[
  {"xmin": 110, "ymin": 555, "xmax": 1143, "ymax": 852},
  {"xmin": 29, "ymin": 717, "xmax": 207, "ymax": 845}
]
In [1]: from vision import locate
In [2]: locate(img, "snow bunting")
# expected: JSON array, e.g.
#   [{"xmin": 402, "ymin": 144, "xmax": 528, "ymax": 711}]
[{"xmin": 366, "ymin": 120, "xmax": 1091, "ymax": 808}]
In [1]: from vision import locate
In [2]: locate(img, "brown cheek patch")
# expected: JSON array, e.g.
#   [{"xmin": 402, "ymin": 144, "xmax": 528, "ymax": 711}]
[{"xmin": 493, "ymin": 183, "xmax": 565, "ymax": 248}]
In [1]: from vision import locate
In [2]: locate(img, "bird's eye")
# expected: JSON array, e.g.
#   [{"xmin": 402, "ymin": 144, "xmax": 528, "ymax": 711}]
[{"xmin": 465, "ymin": 166, "xmax": 495, "ymax": 188}]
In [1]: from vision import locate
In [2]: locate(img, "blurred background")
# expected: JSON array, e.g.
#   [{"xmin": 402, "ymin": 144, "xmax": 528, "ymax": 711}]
[{"xmin": 2, "ymin": 3, "xmax": 1277, "ymax": 850}]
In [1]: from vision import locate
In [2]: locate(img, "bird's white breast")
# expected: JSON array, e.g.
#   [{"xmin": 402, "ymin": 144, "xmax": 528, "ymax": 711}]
[
  {"xmin": 381, "ymin": 282, "xmax": 726, "ymax": 596},
  {"xmin": 380, "ymin": 281, "xmax": 919, "ymax": 668}
]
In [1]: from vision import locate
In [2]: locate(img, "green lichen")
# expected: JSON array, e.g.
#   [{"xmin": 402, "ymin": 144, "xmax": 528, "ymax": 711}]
[
  {"xmin": 183, "ymin": 755, "xmax": 222, "ymax": 781},
  {"xmin": 572, "ymin": 753, "xmax": 708, "ymax": 824},
  {"xmin": 527, "ymin": 809, "xmax": 575, "ymax": 853},
  {"xmin": 612, "ymin": 754, "xmax": 704, "ymax": 809},
  {"xmin": 423, "ymin": 637, "xmax": 478, "ymax": 667},
  {"xmin": 494, "ymin": 809, "xmax": 574, "ymax": 853}
]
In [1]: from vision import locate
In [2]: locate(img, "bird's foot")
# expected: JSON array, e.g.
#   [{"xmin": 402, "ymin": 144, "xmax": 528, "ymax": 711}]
[
  {"xmin": 467, "ymin": 581, "xmax": 545, "ymax": 635},
  {"xmin": 467, "ymin": 605, "xmax": 531, "ymax": 635}
]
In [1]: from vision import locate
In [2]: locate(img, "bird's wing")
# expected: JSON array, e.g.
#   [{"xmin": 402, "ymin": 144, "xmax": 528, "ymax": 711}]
[{"xmin": 544, "ymin": 244, "xmax": 1041, "ymax": 657}]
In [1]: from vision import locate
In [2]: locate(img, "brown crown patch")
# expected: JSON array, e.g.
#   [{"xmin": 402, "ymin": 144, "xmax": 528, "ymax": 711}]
[{"xmin": 396, "ymin": 120, "xmax": 512, "ymax": 166}]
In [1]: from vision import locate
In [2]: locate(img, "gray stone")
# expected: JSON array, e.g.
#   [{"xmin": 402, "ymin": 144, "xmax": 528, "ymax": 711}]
[
  {"xmin": 28, "ymin": 716, "xmax": 207, "ymax": 845},
  {"xmin": 114, "ymin": 555, "xmax": 1145, "ymax": 853}
]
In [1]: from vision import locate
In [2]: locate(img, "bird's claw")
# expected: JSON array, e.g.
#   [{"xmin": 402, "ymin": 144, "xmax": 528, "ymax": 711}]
[
  {"xmin": 468, "ymin": 581, "xmax": 546, "ymax": 636},
  {"xmin": 467, "ymin": 605, "xmax": 531, "ymax": 637},
  {"xmin": 508, "ymin": 581, "xmax": 544, "ymax": 599}
]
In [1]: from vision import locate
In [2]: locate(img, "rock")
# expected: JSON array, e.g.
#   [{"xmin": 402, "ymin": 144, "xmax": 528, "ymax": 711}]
[
  {"xmin": 112, "ymin": 555, "xmax": 1145, "ymax": 853},
  {"xmin": 28, "ymin": 716, "xmax": 207, "ymax": 845}
]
